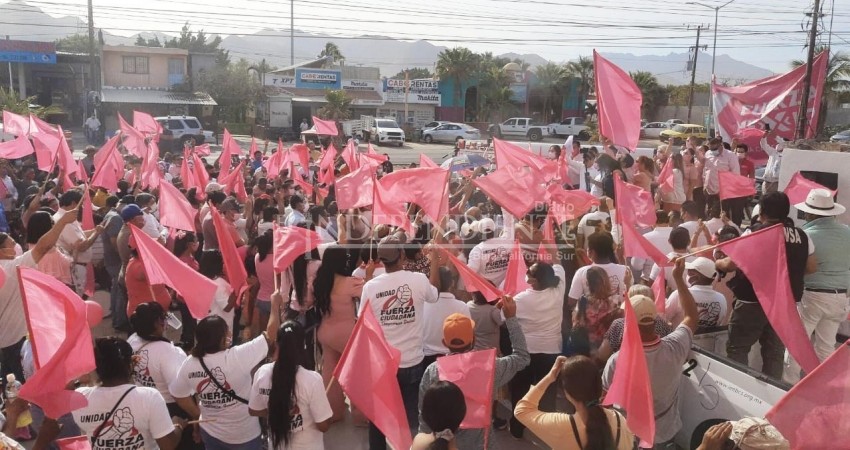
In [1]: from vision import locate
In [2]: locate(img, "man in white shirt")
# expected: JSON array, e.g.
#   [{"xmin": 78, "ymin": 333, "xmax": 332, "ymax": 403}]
[
  {"xmin": 421, "ymin": 267, "xmax": 470, "ymax": 367},
  {"xmin": 678, "ymin": 200, "xmax": 707, "ymax": 247},
  {"xmin": 466, "ymin": 218, "xmax": 511, "ymax": 287},
  {"xmin": 0, "ymin": 163, "xmax": 18, "ymax": 213},
  {"xmin": 136, "ymin": 193, "xmax": 166, "ymax": 243},
  {"xmin": 759, "ymin": 126, "xmax": 785, "ymax": 195},
  {"xmin": 702, "ymin": 137, "xmax": 740, "ymax": 219},
  {"xmin": 285, "ymin": 194, "xmax": 307, "ymax": 227},
  {"xmin": 359, "ymin": 233, "xmax": 440, "ymax": 449},
  {"xmin": 576, "ymin": 200, "xmax": 611, "ymax": 250},
  {"xmin": 53, "ymin": 190, "xmax": 103, "ymax": 296},
  {"xmin": 84, "ymin": 114, "xmax": 101, "ymax": 144},
  {"xmin": 665, "ymin": 257, "xmax": 727, "ymax": 329}
]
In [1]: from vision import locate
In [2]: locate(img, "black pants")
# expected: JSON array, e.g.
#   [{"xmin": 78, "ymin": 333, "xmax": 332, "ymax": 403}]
[
  {"xmin": 176, "ymin": 300, "xmax": 197, "ymax": 347},
  {"xmin": 509, "ymin": 353, "xmax": 558, "ymax": 437},
  {"xmin": 726, "ymin": 300, "xmax": 785, "ymax": 380},
  {"xmin": 692, "ymin": 188, "xmax": 707, "ymax": 219},
  {"xmin": 722, "ymin": 197, "xmax": 747, "ymax": 227},
  {"xmin": 167, "ymin": 402, "xmax": 204, "ymax": 450},
  {"xmin": 1, "ymin": 337, "xmax": 25, "ymax": 391},
  {"xmin": 368, "ymin": 360, "xmax": 425, "ymax": 450},
  {"xmin": 421, "ymin": 354, "xmax": 439, "ymax": 370},
  {"xmin": 705, "ymin": 193, "xmax": 720, "ymax": 220}
]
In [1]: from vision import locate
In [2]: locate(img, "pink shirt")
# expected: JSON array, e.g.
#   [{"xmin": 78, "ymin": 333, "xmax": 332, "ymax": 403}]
[
  {"xmin": 255, "ymin": 253, "xmax": 275, "ymax": 301},
  {"xmin": 323, "ymin": 276, "xmax": 365, "ymax": 326}
]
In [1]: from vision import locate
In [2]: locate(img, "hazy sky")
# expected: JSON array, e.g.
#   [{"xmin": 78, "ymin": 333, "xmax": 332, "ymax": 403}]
[{"xmin": 2, "ymin": 0, "xmax": 848, "ymax": 72}]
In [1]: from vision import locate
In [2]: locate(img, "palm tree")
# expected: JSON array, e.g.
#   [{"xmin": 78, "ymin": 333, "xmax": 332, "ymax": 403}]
[
  {"xmin": 483, "ymin": 86, "xmax": 518, "ymax": 122},
  {"xmin": 318, "ymin": 42, "xmax": 345, "ymax": 63},
  {"xmin": 477, "ymin": 65, "xmax": 513, "ymax": 121},
  {"xmin": 0, "ymin": 88, "xmax": 63, "ymax": 118},
  {"xmin": 566, "ymin": 56, "xmax": 594, "ymax": 118},
  {"xmin": 534, "ymin": 62, "xmax": 567, "ymax": 123},
  {"xmin": 318, "ymin": 89, "xmax": 352, "ymax": 146},
  {"xmin": 436, "ymin": 47, "xmax": 479, "ymax": 107},
  {"xmin": 792, "ymin": 46, "xmax": 850, "ymax": 135},
  {"xmin": 630, "ymin": 71, "xmax": 666, "ymax": 119}
]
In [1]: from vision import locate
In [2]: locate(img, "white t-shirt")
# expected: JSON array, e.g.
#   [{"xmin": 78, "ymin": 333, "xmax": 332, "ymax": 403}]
[
  {"xmin": 169, "ymin": 335, "xmax": 269, "ymax": 444},
  {"xmin": 512, "ymin": 264, "xmax": 566, "ymax": 354},
  {"xmin": 635, "ymin": 227, "xmax": 674, "ymax": 279},
  {"xmin": 53, "ymin": 210, "xmax": 91, "ymax": 263},
  {"xmin": 359, "ymin": 270, "xmax": 439, "ymax": 368},
  {"xmin": 665, "ymin": 284, "xmax": 728, "ymax": 329},
  {"xmin": 568, "ymin": 263, "xmax": 630, "ymax": 304},
  {"xmin": 679, "ymin": 221, "xmax": 709, "ymax": 247},
  {"xmin": 351, "ymin": 266, "xmax": 385, "ymax": 279},
  {"xmin": 0, "ymin": 252, "xmax": 37, "ymax": 348},
  {"xmin": 73, "ymin": 384, "xmax": 174, "ymax": 450},
  {"xmin": 422, "ymin": 293, "xmax": 471, "ymax": 356},
  {"xmin": 209, "ymin": 277, "xmax": 235, "ymax": 332},
  {"xmin": 249, "ymin": 364, "xmax": 333, "ymax": 450},
  {"xmin": 466, "ymin": 237, "xmax": 512, "ymax": 286},
  {"xmin": 577, "ymin": 211, "xmax": 610, "ymax": 248},
  {"xmin": 127, "ymin": 334, "xmax": 187, "ymax": 403},
  {"xmin": 649, "ymin": 251, "xmax": 694, "ymax": 289}
]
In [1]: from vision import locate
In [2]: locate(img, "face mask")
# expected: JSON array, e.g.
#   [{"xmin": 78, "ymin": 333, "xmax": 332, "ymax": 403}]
[
  {"xmin": 737, "ymin": 153, "xmax": 746, "ymax": 160},
  {"xmin": 14, "ymin": 244, "xmax": 23, "ymax": 257}
]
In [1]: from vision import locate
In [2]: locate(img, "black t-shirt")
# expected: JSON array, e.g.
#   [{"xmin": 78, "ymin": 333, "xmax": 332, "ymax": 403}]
[{"xmin": 728, "ymin": 219, "xmax": 809, "ymax": 302}]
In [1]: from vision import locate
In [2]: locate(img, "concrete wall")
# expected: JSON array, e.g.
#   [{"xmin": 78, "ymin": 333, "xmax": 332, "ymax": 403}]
[
  {"xmin": 102, "ymin": 45, "xmax": 187, "ymax": 89},
  {"xmin": 656, "ymin": 105, "xmax": 711, "ymax": 124},
  {"xmin": 825, "ymin": 108, "xmax": 850, "ymax": 127}
]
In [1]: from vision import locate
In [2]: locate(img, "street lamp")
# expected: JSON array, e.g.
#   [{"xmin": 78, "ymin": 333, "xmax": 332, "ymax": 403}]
[{"xmin": 687, "ymin": 0, "xmax": 736, "ymax": 135}]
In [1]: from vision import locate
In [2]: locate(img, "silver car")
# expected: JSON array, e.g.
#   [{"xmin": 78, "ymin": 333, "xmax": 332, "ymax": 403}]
[
  {"xmin": 421, "ymin": 122, "xmax": 481, "ymax": 143},
  {"xmin": 829, "ymin": 129, "xmax": 850, "ymax": 143}
]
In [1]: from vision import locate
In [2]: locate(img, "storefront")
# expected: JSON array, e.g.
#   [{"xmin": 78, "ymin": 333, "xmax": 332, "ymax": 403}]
[{"xmin": 381, "ymin": 78, "xmax": 440, "ymax": 129}]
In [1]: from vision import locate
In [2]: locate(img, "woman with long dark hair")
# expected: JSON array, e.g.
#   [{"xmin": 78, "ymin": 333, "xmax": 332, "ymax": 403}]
[
  {"xmin": 249, "ymin": 321, "xmax": 332, "ymax": 449},
  {"xmin": 313, "ymin": 245, "xmax": 372, "ymax": 423},
  {"xmin": 411, "ymin": 381, "xmax": 466, "ymax": 450},
  {"xmin": 253, "ymin": 232, "xmax": 275, "ymax": 333},
  {"xmin": 515, "ymin": 356, "xmax": 634, "ymax": 450}
]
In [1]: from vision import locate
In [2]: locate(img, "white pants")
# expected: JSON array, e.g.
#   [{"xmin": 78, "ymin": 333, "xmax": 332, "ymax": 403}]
[
  {"xmin": 71, "ymin": 263, "xmax": 88, "ymax": 297},
  {"xmin": 783, "ymin": 290, "xmax": 849, "ymax": 384}
]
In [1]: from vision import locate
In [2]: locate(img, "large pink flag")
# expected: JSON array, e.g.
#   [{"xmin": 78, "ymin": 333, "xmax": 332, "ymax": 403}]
[
  {"xmin": 192, "ymin": 153, "xmax": 210, "ymax": 190},
  {"xmin": 2, "ymin": 110, "xmax": 30, "ymax": 136},
  {"xmin": 603, "ymin": 294, "xmax": 656, "ymax": 447},
  {"xmin": 210, "ymin": 206, "xmax": 248, "ymax": 295},
  {"xmin": 657, "ymin": 157, "xmax": 675, "ymax": 194},
  {"xmin": 130, "ymin": 226, "xmax": 216, "ymax": 319},
  {"xmin": 765, "ymin": 341, "xmax": 850, "ymax": 450},
  {"xmin": 55, "ymin": 126, "xmax": 77, "ymax": 178},
  {"xmin": 291, "ymin": 143, "xmax": 311, "ymax": 172},
  {"xmin": 159, "ymin": 181, "xmax": 197, "ymax": 232},
  {"xmin": 0, "ymin": 134, "xmax": 34, "ymax": 159},
  {"xmin": 81, "ymin": 188, "xmax": 95, "ymax": 231},
  {"xmin": 594, "ymin": 50, "xmax": 642, "ymax": 150},
  {"xmin": 621, "ymin": 217, "xmax": 669, "ymax": 266},
  {"xmin": 493, "ymin": 138, "xmax": 555, "ymax": 176},
  {"xmin": 785, "ymin": 172, "xmax": 836, "ymax": 206},
  {"xmin": 372, "ymin": 175, "xmax": 413, "ymax": 235},
  {"xmin": 132, "ymin": 110, "xmax": 162, "ymax": 138},
  {"xmin": 90, "ymin": 152, "xmax": 120, "ymax": 192},
  {"xmin": 718, "ymin": 225, "xmax": 819, "ymax": 373},
  {"xmin": 312, "ymin": 116, "xmax": 339, "ymax": 136},
  {"xmin": 546, "ymin": 184, "xmax": 599, "ymax": 223},
  {"xmin": 335, "ymin": 164, "xmax": 375, "ymax": 210},
  {"xmin": 718, "ymin": 171, "xmax": 756, "ymax": 200},
  {"xmin": 379, "ymin": 167, "xmax": 450, "ymax": 222},
  {"xmin": 333, "ymin": 301, "xmax": 411, "ymax": 450},
  {"xmin": 473, "ymin": 167, "xmax": 547, "ymax": 219},
  {"xmin": 194, "ymin": 143, "xmax": 211, "ymax": 156},
  {"xmin": 93, "ymin": 135, "xmax": 123, "ymax": 175},
  {"xmin": 502, "ymin": 240, "xmax": 530, "ymax": 296},
  {"xmin": 180, "ymin": 149, "xmax": 198, "ymax": 193},
  {"xmin": 273, "ymin": 226, "xmax": 321, "ymax": 272},
  {"xmin": 437, "ymin": 348, "xmax": 497, "ymax": 429},
  {"xmin": 219, "ymin": 129, "xmax": 241, "ymax": 176},
  {"xmin": 419, "ymin": 153, "xmax": 438, "ymax": 168},
  {"xmin": 31, "ymin": 131, "xmax": 61, "ymax": 172},
  {"xmin": 118, "ymin": 113, "xmax": 147, "ymax": 158},
  {"xmin": 17, "ymin": 267, "xmax": 96, "ymax": 419},
  {"xmin": 341, "ymin": 139, "xmax": 360, "ymax": 172},
  {"xmin": 29, "ymin": 114, "xmax": 58, "ymax": 135},
  {"xmin": 443, "ymin": 249, "xmax": 503, "ymax": 302},
  {"xmin": 140, "ymin": 141, "xmax": 162, "ymax": 190},
  {"xmin": 318, "ymin": 144, "xmax": 337, "ymax": 185},
  {"xmin": 220, "ymin": 161, "xmax": 248, "ymax": 202},
  {"xmin": 614, "ymin": 174, "xmax": 656, "ymax": 227}
]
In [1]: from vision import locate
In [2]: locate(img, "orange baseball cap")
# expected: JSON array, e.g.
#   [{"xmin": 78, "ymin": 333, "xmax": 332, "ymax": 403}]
[{"xmin": 443, "ymin": 314, "xmax": 475, "ymax": 350}]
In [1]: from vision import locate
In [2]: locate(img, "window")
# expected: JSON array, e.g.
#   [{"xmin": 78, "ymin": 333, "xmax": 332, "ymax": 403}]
[
  {"xmin": 122, "ymin": 56, "xmax": 149, "ymax": 74},
  {"xmin": 183, "ymin": 119, "xmax": 201, "ymax": 129},
  {"xmin": 504, "ymin": 119, "xmax": 517, "ymax": 126},
  {"xmin": 575, "ymin": 118, "xmax": 585, "ymax": 125},
  {"xmin": 166, "ymin": 120, "xmax": 184, "ymax": 130}
]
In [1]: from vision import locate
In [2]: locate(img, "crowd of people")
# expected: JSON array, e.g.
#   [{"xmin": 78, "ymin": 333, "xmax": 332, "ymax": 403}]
[{"xmin": 0, "ymin": 121, "xmax": 846, "ymax": 450}]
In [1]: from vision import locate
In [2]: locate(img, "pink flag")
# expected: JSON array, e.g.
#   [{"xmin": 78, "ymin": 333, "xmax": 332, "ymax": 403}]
[
  {"xmin": 335, "ymin": 164, "xmax": 375, "ymax": 210},
  {"xmin": 366, "ymin": 144, "xmax": 388, "ymax": 162},
  {"xmin": 443, "ymin": 249, "xmax": 503, "ymax": 302},
  {"xmin": 219, "ymin": 129, "xmax": 241, "ymax": 176},
  {"xmin": 784, "ymin": 172, "xmax": 836, "ymax": 206},
  {"xmin": 17, "ymin": 267, "xmax": 96, "ymax": 419},
  {"xmin": 546, "ymin": 184, "xmax": 599, "ymax": 223},
  {"xmin": 318, "ymin": 144, "xmax": 337, "ymax": 185},
  {"xmin": 717, "ymin": 225, "xmax": 819, "ymax": 373},
  {"xmin": 603, "ymin": 294, "xmax": 656, "ymax": 447},
  {"xmin": 29, "ymin": 114, "xmax": 58, "ymax": 135},
  {"xmin": 81, "ymin": 188, "xmax": 95, "ymax": 231},
  {"xmin": 542, "ymin": 211, "xmax": 556, "ymax": 242},
  {"xmin": 657, "ymin": 157, "xmax": 675, "ymax": 194},
  {"xmin": 437, "ymin": 348, "xmax": 497, "ymax": 429},
  {"xmin": 0, "ymin": 134, "xmax": 34, "ymax": 158},
  {"xmin": 419, "ymin": 154, "xmax": 438, "ymax": 168},
  {"xmin": 220, "ymin": 161, "xmax": 248, "ymax": 202},
  {"xmin": 2, "ymin": 110, "xmax": 30, "ymax": 136},
  {"xmin": 537, "ymin": 241, "xmax": 554, "ymax": 264},
  {"xmin": 264, "ymin": 148, "xmax": 285, "ymax": 179},
  {"xmin": 379, "ymin": 167, "xmax": 450, "ymax": 222},
  {"xmin": 180, "ymin": 150, "xmax": 198, "ymax": 193},
  {"xmin": 291, "ymin": 143, "xmax": 311, "ymax": 173},
  {"xmin": 249, "ymin": 137, "xmax": 258, "ymax": 156},
  {"xmin": 273, "ymin": 226, "xmax": 321, "ymax": 272},
  {"xmin": 614, "ymin": 174, "xmax": 656, "ymax": 227},
  {"xmin": 621, "ymin": 218, "xmax": 669, "ymax": 266},
  {"xmin": 312, "ymin": 116, "xmax": 339, "ymax": 136},
  {"xmin": 140, "ymin": 141, "xmax": 162, "ymax": 190},
  {"xmin": 341, "ymin": 139, "xmax": 360, "ymax": 172},
  {"xmin": 55, "ymin": 126, "xmax": 78, "ymax": 178},
  {"xmin": 334, "ymin": 301, "xmax": 410, "ymax": 450},
  {"xmin": 132, "ymin": 110, "xmax": 162, "ymax": 138},
  {"xmin": 57, "ymin": 436, "xmax": 92, "ymax": 450},
  {"xmin": 159, "ymin": 181, "xmax": 197, "ymax": 232},
  {"xmin": 372, "ymin": 175, "xmax": 412, "ymax": 235},
  {"xmin": 118, "ymin": 113, "xmax": 147, "ymax": 158},
  {"xmin": 76, "ymin": 160, "xmax": 89, "ymax": 183},
  {"xmin": 93, "ymin": 135, "xmax": 123, "ymax": 175},
  {"xmin": 192, "ymin": 153, "xmax": 210, "ymax": 190},
  {"xmin": 31, "ymin": 131, "xmax": 61, "ymax": 172},
  {"xmin": 594, "ymin": 50, "xmax": 642, "ymax": 150},
  {"xmin": 493, "ymin": 138, "xmax": 555, "ymax": 176},
  {"xmin": 473, "ymin": 167, "xmax": 547, "ymax": 219},
  {"xmin": 652, "ymin": 269, "xmax": 667, "ymax": 314},
  {"xmin": 503, "ymin": 240, "xmax": 530, "ymax": 296},
  {"xmin": 130, "ymin": 226, "xmax": 216, "ymax": 319},
  {"xmin": 210, "ymin": 207, "xmax": 248, "ymax": 295},
  {"xmin": 718, "ymin": 171, "xmax": 756, "ymax": 200},
  {"xmin": 765, "ymin": 341, "xmax": 850, "ymax": 450},
  {"xmin": 194, "ymin": 143, "xmax": 211, "ymax": 156}
]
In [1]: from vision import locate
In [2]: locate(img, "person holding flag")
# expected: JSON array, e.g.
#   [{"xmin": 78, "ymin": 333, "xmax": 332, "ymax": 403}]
[{"xmin": 702, "ymin": 137, "xmax": 740, "ymax": 221}]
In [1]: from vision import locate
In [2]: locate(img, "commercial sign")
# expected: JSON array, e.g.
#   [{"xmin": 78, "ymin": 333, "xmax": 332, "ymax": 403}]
[
  {"xmin": 509, "ymin": 83, "xmax": 528, "ymax": 103},
  {"xmin": 295, "ymin": 69, "xmax": 341, "ymax": 89},
  {"xmin": 384, "ymin": 78, "xmax": 440, "ymax": 104},
  {"xmin": 342, "ymin": 79, "xmax": 379, "ymax": 91},
  {"xmin": 386, "ymin": 78, "xmax": 439, "ymax": 92},
  {"xmin": 384, "ymin": 92, "xmax": 441, "ymax": 105},
  {"xmin": 0, "ymin": 40, "xmax": 56, "ymax": 64},
  {"xmin": 264, "ymin": 75, "xmax": 295, "ymax": 87}
]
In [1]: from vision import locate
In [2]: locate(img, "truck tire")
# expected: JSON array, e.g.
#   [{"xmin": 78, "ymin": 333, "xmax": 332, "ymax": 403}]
[
  {"xmin": 578, "ymin": 130, "xmax": 590, "ymax": 140},
  {"xmin": 528, "ymin": 129, "xmax": 543, "ymax": 141},
  {"xmin": 423, "ymin": 134, "xmax": 433, "ymax": 143}
]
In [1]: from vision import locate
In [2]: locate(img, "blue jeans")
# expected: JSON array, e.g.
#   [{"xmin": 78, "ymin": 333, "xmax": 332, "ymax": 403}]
[
  {"xmin": 368, "ymin": 359, "xmax": 425, "ymax": 450},
  {"xmin": 107, "ymin": 264, "xmax": 128, "ymax": 329},
  {"xmin": 200, "ymin": 428, "xmax": 262, "ymax": 450}
]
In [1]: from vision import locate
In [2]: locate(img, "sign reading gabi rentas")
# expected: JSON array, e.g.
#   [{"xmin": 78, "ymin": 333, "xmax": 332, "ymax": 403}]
[{"xmin": 295, "ymin": 69, "xmax": 342, "ymax": 89}]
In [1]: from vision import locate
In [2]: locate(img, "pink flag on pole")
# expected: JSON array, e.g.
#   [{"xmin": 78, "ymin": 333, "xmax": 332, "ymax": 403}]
[
  {"xmin": 192, "ymin": 153, "xmax": 210, "ymax": 190},
  {"xmin": 437, "ymin": 348, "xmax": 497, "ymax": 429},
  {"xmin": 765, "ymin": 341, "xmax": 850, "ymax": 450},
  {"xmin": 219, "ymin": 129, "xmax": 241, "ymax": 176},
  {"xmin": 493, "ymin": 138, "xmax": 555, "ymax": 175},
  {"xmin": 132, "ymin": 110, "xmax": 162, "ymax": 138},
  {"xmin": 273, "ymin": 226, "xmax": 321, "ymax": 272},
  {"xmin": 717, "ymin": 224, "xmax": 819, "ymax": 373},
  {"xmin": 657, "ymin": 157, "xmax": 675, "ymax": 194},
  {"xmin": 537, "ymin": 241, "xmax": 555, "ymax": 264},
  {"xmin": 379, "ymin": 167, "xmax": 450, "ymax": 222},
  {"xmin": 366, "ymin": 144, "xmax": 388, "ymax": 162},
  {"xmin": 291, "ymin": 143, "xmax": 311, "ymax": 171},
  {"xmin": 159, "ymin": 181, "xmax": 197, "ymax": 232},
  {"xmin": 335, "ymin": 164, "xmax": 375, "ymax": 210},
  {"xmin": 77, "ymin": 160, "xmax": 89, "ymax": 183},
  {"xmin": 341, "ymin": 139, "xmax": 360, "ymax": 172},
  {"xmin": 2, "ymin": 110, "xmax": 31, "ymax": 136},
  {"xmin": 621, "ymin": 217, "xmax": 669, "ymax": 266},
  {"xmin": 220, "ymin": 161, "xmax": 248, "ymax": 202},
  {"xmin": 29, "ymin": 114, "xmax": 57, "ymax": 135},
  {"xmin": 31, "ymin": 131, "xmax": 61, "ymax": 172},
  {"xmin": 130, "ymin": 226, "xmax": 216, "ymax": 319},
  {"xmin": 718, "ymin": 171, "xmax": 756, "ymax": 200},
  {"xmin": 81, "ymin": 188, "xmax": 95, "ymax": 231},
  {"xmin": 614, "ymin": 174, "xmax": 656, "ymax": 227},
  {"xmin": 546, "ymin": 184, "xmax": 599, "ymax": 223},
  {"xmin": 57, "ymin": 436, "xmax": 92, "ymax": 450},
  {"xmin": 210, "ymin": 207, "xmax": 248, "ymax": 295},
  {"xmin": 784, "ymin": 172, "xmax": 836, "ymax": 206},
  {"xmin": 473, "ymin": 167, "xmax": 547, "ymax": 219},
  {"xmin": 264, "ymin": 147, "xmax": 285, "ymax": 179},
  {"xmin": 118, "ymin": 113, "xmax": 147, "ymax": 158},
  {"xmin": 318, "ymin": 144, "xmax": 337, "ymax": 185},
  {"xmin": 312, "ymin": 116, "xmax": 339, "ymax": 136},
  {"xmin": 372, "ymin": 175, "xmax": 413, "ymax": 235},
  {"xmin": 594, "ymin": 50, "xmax": 642, "ymax": 150},
  {"xmin": 502, "ymin": 240, "xmax": 530, "ymax": 296},
  {"xmin": 603, "ymin": 294, "xmax": 656, "ymax": 447},
  {"xmin": 17, "ymin": 267, "xmax": 96, "ymax": 419},
  {"xmin": 419, "ymin": 154, "xmax": 438, "ymax": 168},
  {"xmin": 652, "ymin": 269, "xmax": 667, "ymax": 314},
  {"xmin": 180, "ymin": 150, "xmax": 198, "ymax": 193},
  {"xmin": 443, "ymin": 249, "xmax": 503, "ymax": 302},
  {"xmin": 0, "ymin": 134, "xmax": 34, "ymax": 159},
  {"xmin": 194, "ymin": 143, "xmax": 211, "ymax": 156},
  {"xmin": 56, "ymin": 126, "xmax": 78, "ymax": 177},
  {"xmin": 140, "ymin": 141, "xmax": 162, "ymax": 190},
  {"xmin": 90, "ymin": 139, "xmax": 122, "ymax": 193}
]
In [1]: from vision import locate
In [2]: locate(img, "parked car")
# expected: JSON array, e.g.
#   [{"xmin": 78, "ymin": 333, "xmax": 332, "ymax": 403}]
[
  {"xmin": 488, "ymin": 117, "xmax": 547, "ymax": 141},
  {"xmin": 641, "ymin": 121, "xmax": 669, "ymax": 139},
  {"xmin": 665, "ymin": 118, "xmax": 685, "ymax": 127},
  {"xmin": 829, "ymin": 129, "xmax": 850, "ymax": 143},
  {"xmin": 546, "ymin": 117, "xmax": 589, "ymax": 139},
  {"xmin": 660, "ymin": 124, "xmax": 707, "ymax": 144},
  {"xmin": 155, "ymin": 115, "xmax": 206, "ymax": 152},
  {"xmin": 421, "ymin": 122, "xmax": 480, "ymax": 143}
]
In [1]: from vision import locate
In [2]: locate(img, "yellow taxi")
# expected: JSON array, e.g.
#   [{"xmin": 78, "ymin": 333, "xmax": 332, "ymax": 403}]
[{"xmin": 659, "ymin": 124, "xmax": 708, "ymax": 144}]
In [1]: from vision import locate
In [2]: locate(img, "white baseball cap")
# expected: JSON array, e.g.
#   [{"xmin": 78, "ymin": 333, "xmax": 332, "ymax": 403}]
[{"xmin": 686, "ymin": 257, "xmax": 716, "ymax": 279}]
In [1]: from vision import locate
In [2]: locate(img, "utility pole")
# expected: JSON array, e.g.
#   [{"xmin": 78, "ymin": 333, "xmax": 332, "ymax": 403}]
[
  {"xmin": 87, "ymin": 0, "xmax": 97, "ymax": 116},
  {"xmin": 290, "ymin": 0, "xmax": 295, "ymax": 66},
  {"xmin": 687, "ymin": 25, "xmax": 707, "ymax": 123},
  {"xmin": 797, "ymin": 0, "xmax": 821, "ymax": 140}
]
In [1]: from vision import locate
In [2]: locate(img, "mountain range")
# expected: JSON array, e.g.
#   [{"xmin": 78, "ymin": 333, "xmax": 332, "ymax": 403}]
[{"xmin": 5, "ymin": 0, "xmax": 776, "ymax": 85}]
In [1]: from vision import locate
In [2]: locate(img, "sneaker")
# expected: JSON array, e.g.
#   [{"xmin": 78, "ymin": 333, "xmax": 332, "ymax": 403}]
[
  {"xmin": 509, "ymin": 424, "xmax": 524, "ymax": 440},
  {"xmin": 492, "ymin": 417, "xmax": 508, "ymax": 431}
]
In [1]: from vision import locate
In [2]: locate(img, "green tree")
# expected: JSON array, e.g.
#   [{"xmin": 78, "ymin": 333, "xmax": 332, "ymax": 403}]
[
  {"xmin": 134, "ymin": 35, "xmax": 163, "ymax": 47},
  {"xmin": 54, "ymin": 34, "xmax": 92, "ymax": 53},
  {"xmin": 477, "ymin": 65, "xmax": 513, "ymax": 121},
  {"xmin": 318, "ymin": 89, "xmax": 352, "ymax": 145},
  {"xmin": 392, "ymin": 67, "xmax": 433, "ymax": 80},
  {"xmin": 196, "ymin": 59, "xmax": 262, "ymax": 122},
  {"xmin": 318, "ymin": 42, "xmax": 345, "ymax": 63},
  {"xmin": 1, "ymin": 88, "xmax": 63, "ymax": 116},
  {"xmin": 630, "ymin": 71, "xmax": 668, "ymax": 119},
  {"xmin": 534, "ymin": 62, "xmax": 567, "ymax": 123},
  {"xmin": 793, "ymin": 46, "xmax": 850, "ymax": 134},
  {"xmin": 483, "ymin": 86, "xmax": 518, "ymax": 123},
  {"xmin": 164, "ymin": 23, "xmax": 230, "ymax": 66},
  {"xmin": 436, "ymin": 47, "xmax": 479, "ymax": 107},
  {"xmin": 565, "ymin": 56, "xmax": 594, "ymax": 118}
]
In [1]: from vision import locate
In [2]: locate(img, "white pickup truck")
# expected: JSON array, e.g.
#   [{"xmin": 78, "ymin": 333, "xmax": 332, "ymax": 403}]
[
  {"xmin": 488, "ymin": 117, "xmax": 547, "ymax": 141},
  {"xmin": 362, "ymin": 116, "xmax": 406, "ymax": 146},
  {"xmin": 547, "ymin": 117, "xmax": 589, "ymax": 139}
]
